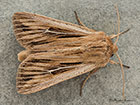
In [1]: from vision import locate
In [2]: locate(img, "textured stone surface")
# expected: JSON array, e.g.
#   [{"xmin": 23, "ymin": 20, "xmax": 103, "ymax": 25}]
[{"xmin": 0, "ymin": 0, "xmax": 140, "ymax": 105}]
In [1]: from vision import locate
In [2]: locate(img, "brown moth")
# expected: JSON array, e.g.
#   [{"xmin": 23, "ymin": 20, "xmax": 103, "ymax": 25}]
[{"xmin": 12, "ymin": 6, "xmax": 129, "ymax": 99}]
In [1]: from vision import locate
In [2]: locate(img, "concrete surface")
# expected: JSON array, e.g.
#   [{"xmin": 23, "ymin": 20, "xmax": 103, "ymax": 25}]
[{"xmin": 0, "ymin": 0, "xmax": 140, "ymax": 105}]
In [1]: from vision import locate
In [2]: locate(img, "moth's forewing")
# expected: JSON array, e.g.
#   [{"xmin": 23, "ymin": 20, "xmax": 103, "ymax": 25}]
[
  {"xmin": 13, "ymin": 12, "xmax": 111, "ymax": 94},
  {"xmin": 17, "ymin": 54, "xmax": 96, "ymax": 94},
  {"xmin": 12, "ymin": 12, "xmax": 95, "ymax": 50}
]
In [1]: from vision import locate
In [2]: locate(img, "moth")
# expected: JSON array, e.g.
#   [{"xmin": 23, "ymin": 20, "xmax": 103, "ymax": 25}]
[{"xmin": 12, "ymin": 6, "xmax": 129, "ymax": 99}]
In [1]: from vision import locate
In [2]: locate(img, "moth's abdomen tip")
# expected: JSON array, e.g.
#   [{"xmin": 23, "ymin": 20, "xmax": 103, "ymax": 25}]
[{"xmin": 18, "ymin": 50, "xmax": 30, "ymax": 62}]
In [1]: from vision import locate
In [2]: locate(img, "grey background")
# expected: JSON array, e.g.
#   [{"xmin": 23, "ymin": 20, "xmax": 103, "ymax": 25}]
[{"xmin": 0, "ymin": 0, "xmax": 140, "ymax": 105}]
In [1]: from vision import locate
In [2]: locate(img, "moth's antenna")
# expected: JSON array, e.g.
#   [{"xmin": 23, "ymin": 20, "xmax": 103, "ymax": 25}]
[
  {"xmin": 115, "ymin": 53, "xmax": 125, "ymax": 100},
  {"xmin": 110, "ymin": 28, "xmax": 130, "ymax": 39},
  {"xmin": 114, "ymin": 5, "xmax": 126, "ymax": 100},
  {"xmin": 114, "ymin": 4, "xmax": 120, "ymax": 45},
  {"xmin": 110, "ymin": 5, "xmax": 130, "ymax": 39}
]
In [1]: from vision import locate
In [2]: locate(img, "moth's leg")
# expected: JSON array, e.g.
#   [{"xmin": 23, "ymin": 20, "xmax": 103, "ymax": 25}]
[
  {"xmin": 80, "ymin": 68, "xmax": 99, "ymax": 96},
  {"xmin": 74, "ymin": 11, "xmax": 86, "ymax": 27},
  {"xmin": 109, "ymin": 60, "xmax": 130, "ymax": 68}
]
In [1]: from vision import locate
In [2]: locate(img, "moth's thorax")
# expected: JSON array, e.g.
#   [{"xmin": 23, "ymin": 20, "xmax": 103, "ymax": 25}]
[{"xmin": 82, "ymin": 32, "xmax": 114, "ymax": 67}]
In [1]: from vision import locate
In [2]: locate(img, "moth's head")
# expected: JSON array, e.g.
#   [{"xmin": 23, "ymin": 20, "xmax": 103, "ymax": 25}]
[
  {"xmin": 109, "ymin": 29, "xmax": 129, "ymax": 56},
  {"xmin": 108, "ymin": 28, "xmax": 130, "ymax": 100},
  {"xmin": 108, "ymin": 5, "xmax": 130, "ymax": 100},
  {"xmin": 112, "ymin": 44, "xmax": 118, "ymax": 54}
]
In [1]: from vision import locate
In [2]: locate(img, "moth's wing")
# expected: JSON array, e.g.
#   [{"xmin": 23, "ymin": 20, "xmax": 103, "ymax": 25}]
[
  {"xmin": 13, "ymin": 12, "xmax": 105, "ymax": 94},
  {"xmin": 16, "ymin": 52, "xmax": 96, "ymax": 94},
  {"xmin": 12, "ymin": 12, "xmax": 95, "ymax": 50}
]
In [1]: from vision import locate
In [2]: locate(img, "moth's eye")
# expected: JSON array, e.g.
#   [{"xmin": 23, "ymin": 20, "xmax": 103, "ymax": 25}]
[{"xmin": 111, "ymin": 54, "xmax": 114, "ymax": 57}]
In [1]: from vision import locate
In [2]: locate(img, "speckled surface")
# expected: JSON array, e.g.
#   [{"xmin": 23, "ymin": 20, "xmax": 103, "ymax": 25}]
[{"xmin": 0, "ymin": 0, "xmax": 140, "ymax": 105}]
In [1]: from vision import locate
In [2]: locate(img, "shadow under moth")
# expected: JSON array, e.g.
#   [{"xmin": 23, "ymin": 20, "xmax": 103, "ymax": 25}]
[{"xmin": 12, "ymin": 5, "xmax": 130, "ymax": 100}]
